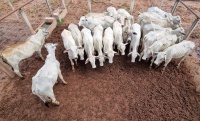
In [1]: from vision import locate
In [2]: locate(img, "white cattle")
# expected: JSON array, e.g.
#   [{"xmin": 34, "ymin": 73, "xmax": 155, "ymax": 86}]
[
  {"xmin": 113, "ymin": 21, "xmax": 127, "ymax": 55},
  {"xmin": 1, "ymin": 28, "xmax": 48, "ymax": 78},
  {"xmin": 107, "ymin": 6, "xmax": 118, "ymax": 17},
  {"xmin": 93, "ymin": 25, "xmax": 105, "ymax": 66},
  {"xmin": 61, "ymin": 29, "xmax": 81, "ymax": 71},
  {"xmin": 154, "ymin": 40, "xmax": 195, "ymax": 73},
  {"xmin": 32, "ymin": 43, "xmax": 67, "ymax": 107},
  {"xmin": 117, "ymin": 8, "xmax": 134, "ymax": 26},
  {"xmin": 140, "ymin": 27, "xmax": 186, "ymax": 61},
  {"xmin": 78, "ymin": 16, "xmax": 114, "ymax": 31},
  {"xmin": 81, "ymin": 27, "xmax": 98, "ymax": 68},
  {"xmin": 147, "ymin": 7, "xmax": 181, "ymax": 25},
  {"xmin": 138, "ymin": 12, "xmax": 180, "ymax": 29},
  {"xmin": 68, "ymin": 23, "xmax": 84, "ymax": 60},
  {"xmin": 128, "ymin": 23, "xmax": 141, "ymax": 62},
  {"xmin": 103, "ymin": 27, "xmax": 118, "ymax": 63},
  {"xmin": 147, "ymin": 34, "xmax": 178, "ymax": 67},
  {"xmin": 122, "ymin": 17, "xmax": 133, "ymax": 43}
]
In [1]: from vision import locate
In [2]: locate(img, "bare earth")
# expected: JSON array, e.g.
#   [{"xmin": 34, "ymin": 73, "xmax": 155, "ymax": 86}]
[{"xmin": 0, "ymin": 0, "xmax": 200, "ymax": 120}]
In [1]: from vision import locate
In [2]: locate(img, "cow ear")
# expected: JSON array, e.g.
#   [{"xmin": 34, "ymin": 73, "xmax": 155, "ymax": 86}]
[
  {"xmin": 63, "ymin": 49, "xmax": 70, "ymax": 53},
  {"xmin": 128, "ymin": 52, "xmax": 132, "ymax": 57},
  {"xmin": 85, "ymin": 58, "xmax": 89, "ymax": 64},
  {"xmin": 125, "ymin": 43, "xmax": 129, "ymax": 46}
]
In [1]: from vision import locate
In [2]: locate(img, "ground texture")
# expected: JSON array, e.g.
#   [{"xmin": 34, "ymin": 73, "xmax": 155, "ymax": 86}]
[{"xmin": 0, "ymin": 0, "xmax": 200, "ymax": 120}]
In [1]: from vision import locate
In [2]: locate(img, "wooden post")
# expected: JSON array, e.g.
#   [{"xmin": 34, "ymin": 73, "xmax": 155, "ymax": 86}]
[
  {"xmin": 6, "ymin": 0, "xmax": 20, "ymax": 21},
  {"xmin": 0, "ymin": 59, "xmax": 15, "ymax": 78},
  {"xmin": 61, "ymin": 0, "xmax": 67, "ymax": 9},
  {"xmin": 130, "ymin": 0, "xmax": 134, "ymax": 15},
  {"xmin": 88, "ymin": 0, "xmax": 91, "ymax": 12},
  {"xmin": 19, "ymin": 8, "xmax": 35, "ymax": 34},
  {"xmin": 45, "ymin": 0, "xmax": 53, "ymax": 16}
]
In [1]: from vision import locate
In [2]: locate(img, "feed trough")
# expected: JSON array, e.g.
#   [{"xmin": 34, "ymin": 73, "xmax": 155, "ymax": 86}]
[
  {"xmin": 53, "ymin": 7, "xmax": 68, "ymax": 22},
  {"xmin": 37, "ymin": 17, "xmax": 57, "ymax": 38}
]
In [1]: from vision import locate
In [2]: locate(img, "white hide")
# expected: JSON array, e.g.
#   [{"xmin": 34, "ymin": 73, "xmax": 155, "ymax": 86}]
[
  {"xmin": 81, "ymin": 27, "xmax": 98, "ymax": 68},
  {"xmin": 68, "ymin": 23, "xmax": 84, "ymax": 60},
  {"xmin": 113, "ymin": 21, "xmax": 127, "ymax": 55},
  {"xmin": 154, "ymin": 40, "xmax": 195, "ymax": 72},
  {"xmin": 138, "ymin": 12, "xmax": 180, "ymax": 29},
  {"xmin": 32, "ymin": 43, "xmax": 67, "ymax": 107},
  {"xmin": 103, "ymin": 27, "xmax": 118, "ymax": 63},
  {"xmin": 61, "ymin": 29, "xmax": 79, "ymax": 71},
  {"xmin": 145, "ymin": 34, "xmax": 178, "ymax": 61},
  {"xmin": 128, "ymin": 23, "xmax": 141, "ymax": 62},
  {"xmin": 93, "ymin": 25, "xmax": 105, "ymax": 66},
  {"xmin": 78, "ymin": 16, "xmax": 114, "ymax": 31},
  {"xmin": 1, "ymin": 29, "xmax": 48, "ymax": 77}
]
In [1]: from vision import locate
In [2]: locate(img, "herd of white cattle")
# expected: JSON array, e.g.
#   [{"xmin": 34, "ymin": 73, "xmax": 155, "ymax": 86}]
[{"xmin": 0, "ymin": 6, "xmax": 195, "ymax": 107}]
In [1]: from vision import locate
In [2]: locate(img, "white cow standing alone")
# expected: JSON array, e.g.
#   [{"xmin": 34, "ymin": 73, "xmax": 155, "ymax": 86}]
[
  {"xmin": 68, "ymin": 23, "xmax": 84, "ymax": 60},
  {"xmin": 128, "ymin": 23, "xmax": 141, "ymax": 62},
  {"xmin": 153, "ymin": 40, "xmax": 195, "ymax": 74},
  {"xmin": 103, "ymin": 27, "xmax": 118, "ymax": 63},
  {"xmin": 113, "ymin": 21, "xmax": 127, "ymax": 55},
  {"xmin": 32, "ymin": 43, "xmax": 67, "ymax": 107},
  {"xmin": 93, "ymin": 25, "xmax": 105, "ymax": 66},
  {"xmin": 81, "ymin": 27, "xmax": 98, "ymax": 68}
]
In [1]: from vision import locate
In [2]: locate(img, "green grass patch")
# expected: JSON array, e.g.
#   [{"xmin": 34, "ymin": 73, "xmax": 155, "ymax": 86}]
[{"xmin": 57, "ymin": 18, "xmax": 65, "ymax": 26}]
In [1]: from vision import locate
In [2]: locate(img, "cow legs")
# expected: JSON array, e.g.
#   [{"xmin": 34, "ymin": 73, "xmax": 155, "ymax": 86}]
[
  {"xmin": 139, "ymin": 51, "xmax": 144, "ymax": 62},
  {"xmin": 177, "ymin": 55, "xmax": 187, "ymax": 68},
  {"xmin": 150, "ymin": 55, "xmax": 156, "ymax": 68},
  {"xmin": 37, "ymin": 50, "xmax": 44, "ymax": 60},
  {"xmin": 47, "ymin": 90, "xmax": 60, "ymax": 106},
  {"xmin": 58, "ymin": 69, "xmax": 67, "ymax": 84},
  {"xmin": 161, "ymin": 59, "xmax": 171, "ymax": 75},
  {"xmin": 11, "ymin": 63, "xmax": 23, "ymax": 77},
  {"xmin": 69, "ymin": 57, "xmax": 75, "ymax": 72}
]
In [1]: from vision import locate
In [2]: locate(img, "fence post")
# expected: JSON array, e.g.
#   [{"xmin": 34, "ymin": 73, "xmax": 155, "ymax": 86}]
[
  {"xmin": 130, "ymin": 0, "xmax": 134, "ymax": 15},
  {"xmin": 0, "ymin": 59, "xmax": 15, "ymax": 78},
  {"xmin": 45, "ymin": 0, "xmax": 53, "ymax": 16},
  {"xmin": 171, "ymin": 0, "xmax": 180, "ymax": 15},
  {"xmin": 88, "ymin": 0, "xmax": 91, "ymax": 12},
  {"xmin": 19, "ymin": 9, "xmax": 35, "ymax": 34},
  {"xmin": 184, "ymin": 18, "xmax": 200, "ymax": 40},
  {"xmin": 6, "ymin": 0, "xmax": 20, "ymax": 21}
]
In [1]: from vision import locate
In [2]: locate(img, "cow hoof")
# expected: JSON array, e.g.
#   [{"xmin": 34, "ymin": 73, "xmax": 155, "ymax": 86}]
[
  {"xmin": 63, "ymin": 81, "xmax": 67, "ymax": 85},
  {"xmin": 149, "ymin": 66, "xmax": 152, "ymax": 69},
  {"xmin": 53, "ymin": 101, "xmax": 60, "ymax": 106}
]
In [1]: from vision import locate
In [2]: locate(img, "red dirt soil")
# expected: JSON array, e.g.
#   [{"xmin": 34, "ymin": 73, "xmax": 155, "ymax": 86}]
[{"xmin": 0, "ymin": 0, "xmax": 200, "ymax": 120}]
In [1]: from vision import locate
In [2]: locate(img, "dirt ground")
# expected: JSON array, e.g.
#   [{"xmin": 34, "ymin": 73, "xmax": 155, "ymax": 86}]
[{"xmin": 0, "ymin": 0, "xmax": 200, "ymax": 120}]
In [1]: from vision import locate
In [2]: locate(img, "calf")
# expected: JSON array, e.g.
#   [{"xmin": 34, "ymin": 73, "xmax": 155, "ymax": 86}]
[
  {"xmin": 103, "ymin": 27, "xmax": 118, "ymax": 63},
  {"xmin": 128, "ymin": 23, "xmax": 141, "ymax": 62},
  {"xmin": 68, "ymin": 23, "xmax": 84, "ymax": 60},
  {"xmin": 113, "ymin": 21, "xmax": 127, "ymax": 55},
  {"xmin": 32, "ymin": 43, "xmax": 67, "ymax": 107},
  {"xmin": 81, "ymin": 27, "xmax": 98, "ymax": 68},
  {"xmin": 61, "ymin": 29, "xmax": 81, "ymax": 71},
  {"xmin": 154, "ymin": 40, "xmax": 195, "ymax": 73},
  {"xmin": 93, "ymin": 25, "xmax": 105, "ymax": 66},
  {"xmin": 1, "ymin": 28, "xmax": 48, "ymax": 78}
]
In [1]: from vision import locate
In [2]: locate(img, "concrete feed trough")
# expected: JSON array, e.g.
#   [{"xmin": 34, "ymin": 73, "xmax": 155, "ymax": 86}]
[
  {"xmin": 53, "ymin": 7, "xmax": 68, "ymax": 21},
  {"xmin": 37, "ymin": 17, "xmax": 57, "ymax": 38}
]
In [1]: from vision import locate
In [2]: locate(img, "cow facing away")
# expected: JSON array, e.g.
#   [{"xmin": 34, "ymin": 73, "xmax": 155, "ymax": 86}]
[{"xmin": 32, "ymin": 43, "xmax": 67, "ymax": 107}]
